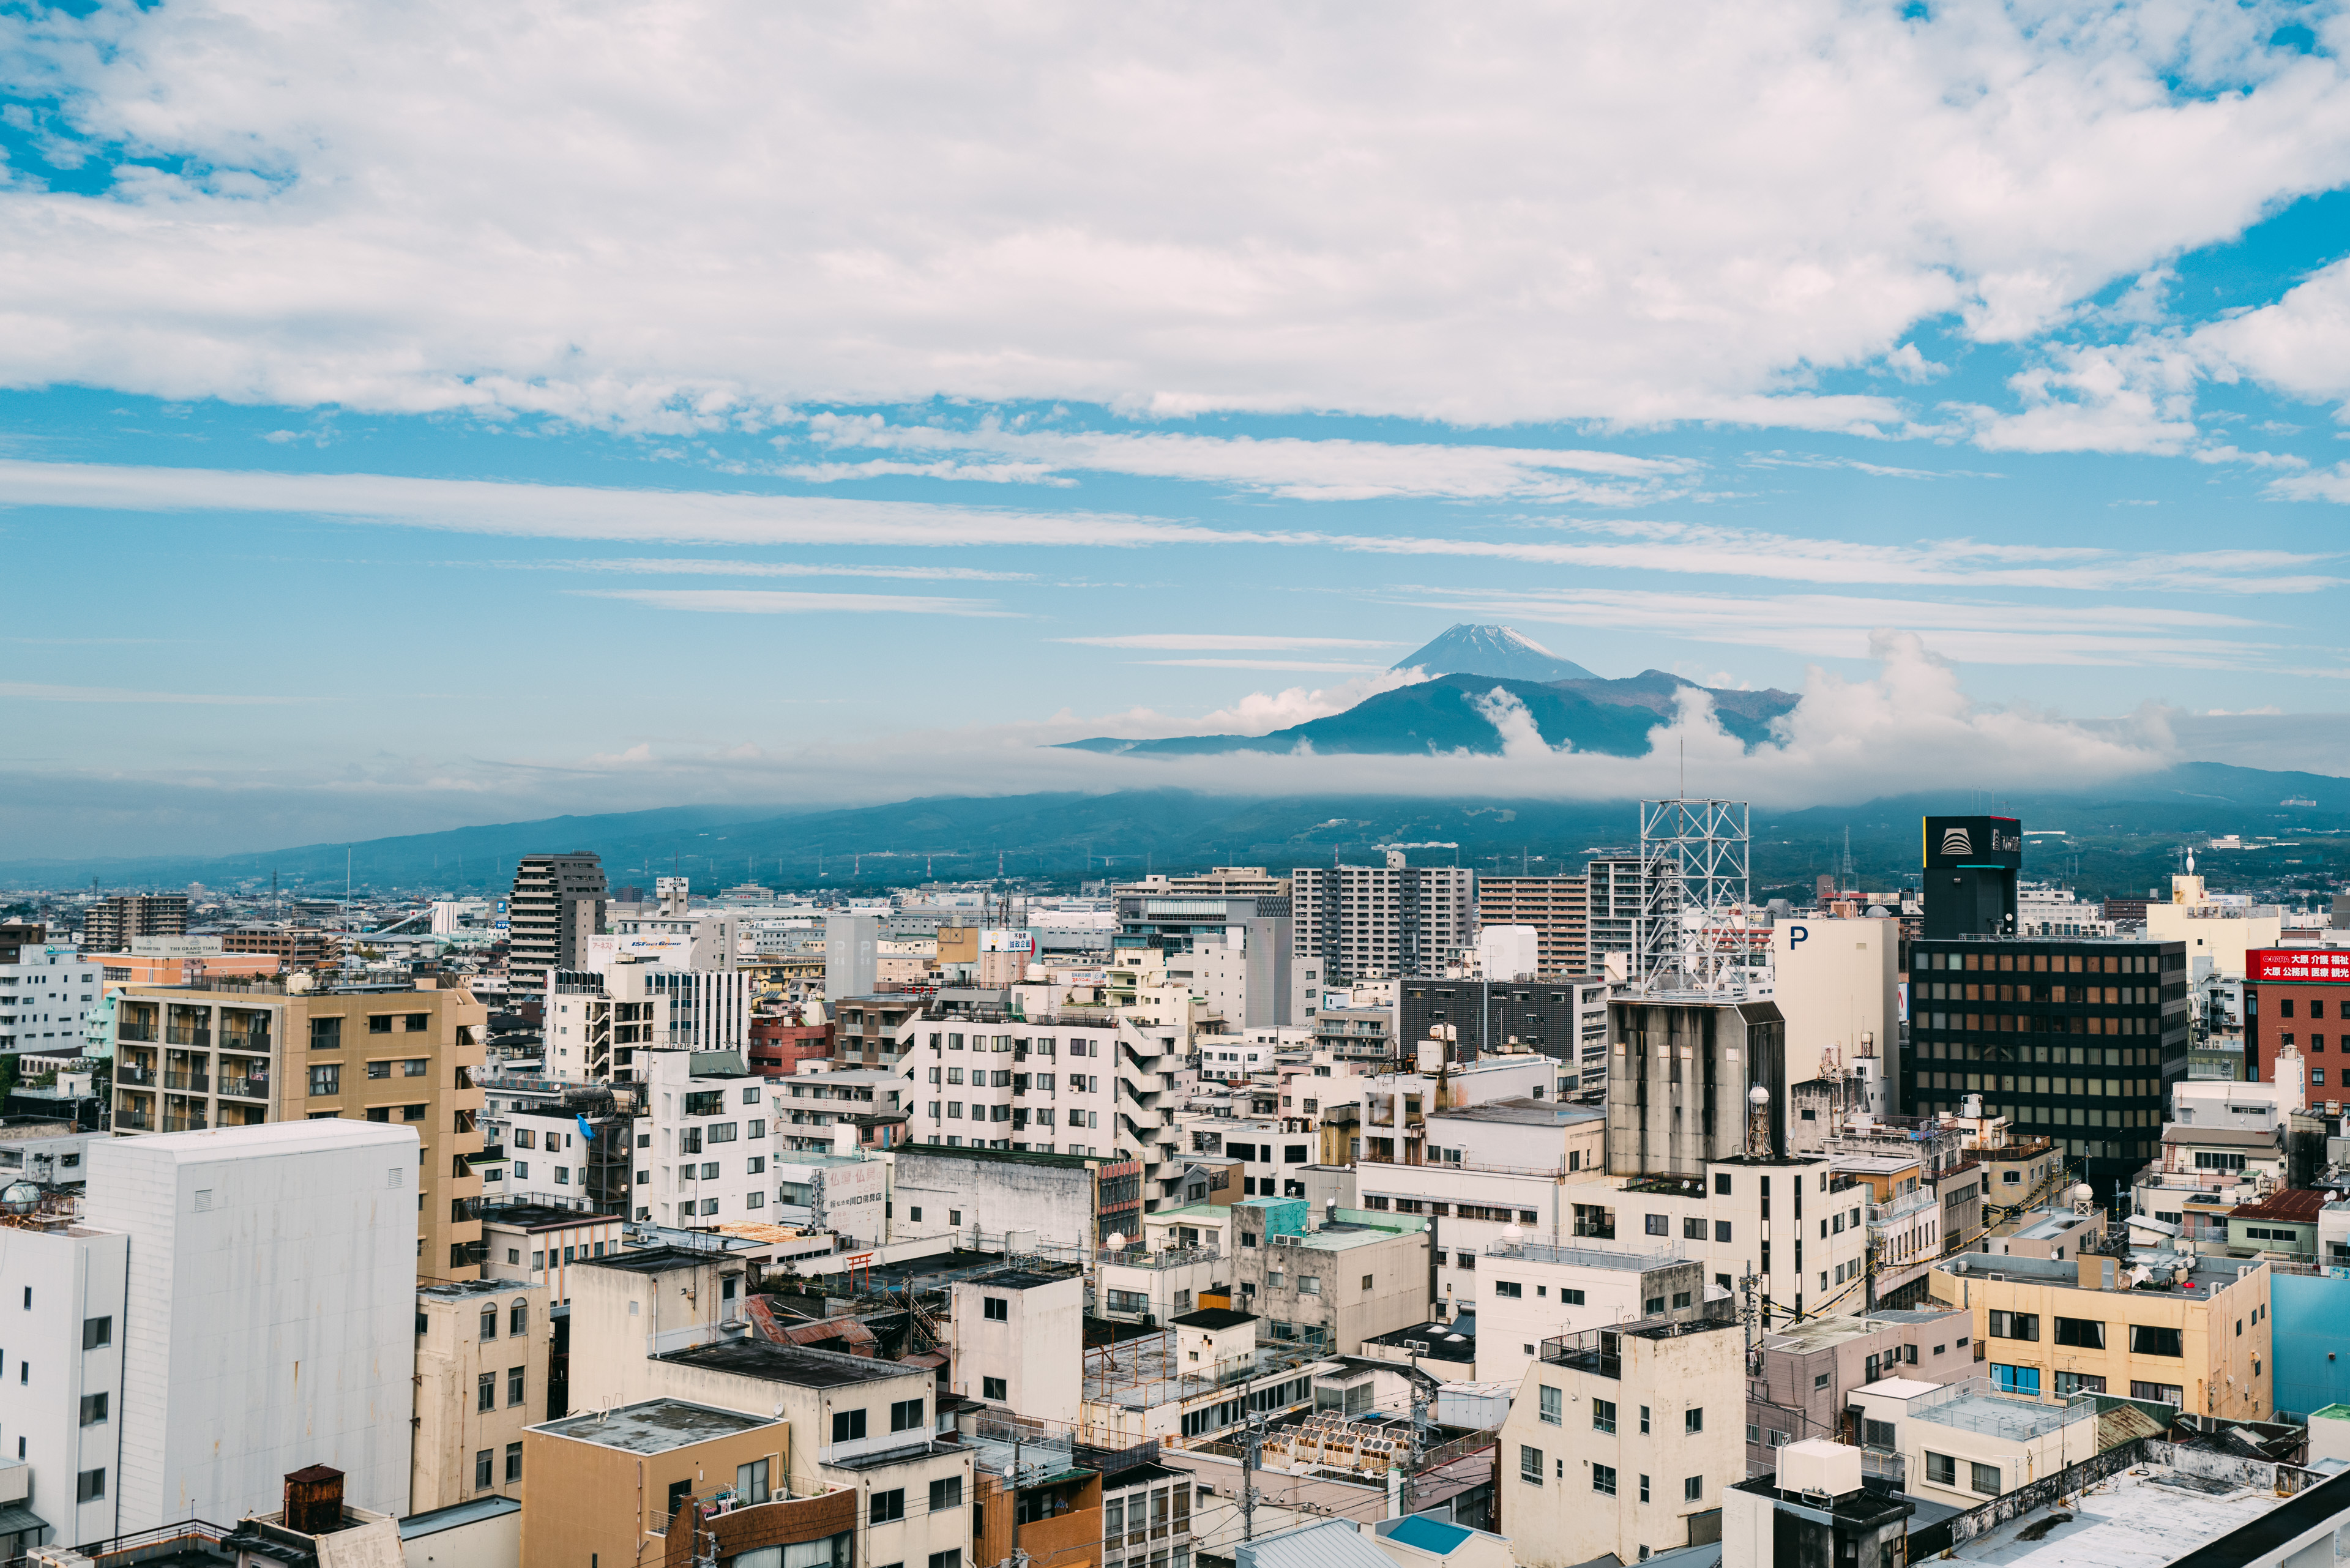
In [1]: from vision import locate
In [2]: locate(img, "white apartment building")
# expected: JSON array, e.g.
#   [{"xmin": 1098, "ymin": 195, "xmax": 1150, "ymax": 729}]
[
  {"xmin": 84, "ymin": 1119, "xmax": 418, "ymax": 1529},
  {"xmin": 948, "ymin": 1267, "xmax": 1086, "ymax": 1422},
  {"xmin": 1358, "ymin": 1097, "xmax": 1607, "ymax": 1316},
  {"xmin": 1576, "ymin": 1159, "xmax": 1873, "ymax": 1329},
  {"xmin": 900, "ymin": 1020, "xmax": 1119, "ymax": 1157},
  {"xmin": 1292, "ymin": 856, "xmax": 1477, "ymax": 985},
  {"xmin": 1198, "ymin": 1039, "xmax": 1275, "ymax": 1081},
  {"xmin": 604, "ymin": 878, "xmax": 742, "ymax": 968},
  {"xmin": 1472, "ymin": 1242, "xmax": 1710, "ymax": 1386},
  {"xmin": 0, "ymin": 1210, "xmax": 128, "ymax": 1544},
  {"xmin": 1355, "ymin": 1054, "xmax": 1557, "ymax": 1168},
  {"xmin": 2015, "ymin": 883, "xmax": 2117, "ymax": 939},
  {"xmin": 545, "ymin": 955, "xmax": 753, "ymax": 1082},
  {"xmin": 636, "ymin": 1051, "xmax": 774, "ymax": 1226},
  {"xmin": 1498, "ymin": 1306, "xmax": 1745, "ymax": 1567},
  {"xmin": 0, "ymin": 941, "xmax": 101, "ymax": 1055},
  {"xmin": 775, "ymin": 1064, "xmax": 908, "ymax": 1155},
  {"xmin": 2147, "ymin": 871, "xmax": 2284, "ymax": 979},
  {"xmin": 1175, "ymin": 1113, "xmax": 1320, "ymax": 1199}
]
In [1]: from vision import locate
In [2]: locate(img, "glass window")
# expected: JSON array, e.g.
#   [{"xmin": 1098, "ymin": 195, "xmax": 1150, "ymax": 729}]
[
  {"xmin": 1593, "ymin": 1398, "xmax": 1616, "ymax": 1433},
  {"xmin": 1539, "ymin": 1386, "xmax": 1561, "ymax": 1425},
  {"xmin": 1520, "ymin": 1446, "xmax": 1544, "ymax": 1485},
  {"xmin": 2130, "ymin": 1324, "xmax": 2184, "ymax": 1357},
  {"xmin": 1591, "ymin": 1463, "xmax": 1616, "ymax": 1496},
  {"xmin": 1925, "ymin": 1452, "xmax": 1956, "ymax": 1487},
  {"xmin": 1970, "ymin": 1462, "xmax": 2001, "ymax": 1497}
]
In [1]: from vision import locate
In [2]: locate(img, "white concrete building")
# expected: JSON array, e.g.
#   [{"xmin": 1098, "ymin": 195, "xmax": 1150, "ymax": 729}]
[
  {"xmin": 1472, "ymin": 1242, "xmax": 1710, "ymax": 1386},
  {"xmin": 1477, "ymin": 926, "xmax": 1540, "ymax": 983},
  {"xmin": 1355, "ymin": 1054, "xmax": 1556, "ymax": 1168},
  {"xmin": 948, "ymin": 1266, "xmax": 1086, "ymax": 1422},
  {"xmin": 2148, "ymin": 872, "xmax": 2285, "ymax": 980},
  {"xmin": 0, "ymin": 941, "xmax": 101, "ymax": 1056},
  {"xmin": 1766, "ymin": 917, "xmax": 1897, "ymax": 1102},
  {"xmin": 901, "ymin": 1019, "xmax": 1119, "ymax": 1158},
  {"xmin": 778, "ymin": 1064, "xmax": 910, "ymax": 1155},
  {"xmin": 636, "ymin": 1051, "xmax": 773, "ymax": 1226},
  {"xmin": 0, "ymin": 1210, "xmax": 129, "ymax": 1544},
  {"xmin": 1175, "ymin": 1113, "xmax": 1320, "ymax": 1200},
  {"xmin": 84, "ymin": 1119, "xmax": 419, "ymax": 1529}
]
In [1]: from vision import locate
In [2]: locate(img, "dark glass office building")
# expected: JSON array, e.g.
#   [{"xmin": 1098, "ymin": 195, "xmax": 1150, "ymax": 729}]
[{"xmin": 1899, "ymin": 936, "xmax": 2188, "ymax": 1187}]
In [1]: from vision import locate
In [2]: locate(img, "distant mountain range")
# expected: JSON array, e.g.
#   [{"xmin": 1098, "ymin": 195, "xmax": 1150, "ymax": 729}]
[
  {"xmin": 9, "ymin": 763, "xmax": 2350, "ymax": 899},
  {"xmin": 1393, "ymin": 623, "xmax": 1597, "ymax": 682},
  {"xmin": 1064, "ymin": 668, "xmax": 1798, "ymax": 756}
]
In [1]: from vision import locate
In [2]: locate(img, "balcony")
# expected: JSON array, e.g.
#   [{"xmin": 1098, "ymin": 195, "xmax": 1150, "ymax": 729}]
[
  {"xmin": 117, "ymin": 1021, "xmax": 157, "ymax": 1043},
  {"xmin": 218, "ymin": 1076, "xmax": 270, "ymax": 1100},
  {"xmin": 118, "ymin": 1066, "xmax": 155, "ymax": 1087},
  {"xmin": 115, "ymin": 1109, "xmax": 152, "ymax": 1130},
  {"xmin": 163, "ymin": 1073, "xmax": 211, "ymax": 1093}
]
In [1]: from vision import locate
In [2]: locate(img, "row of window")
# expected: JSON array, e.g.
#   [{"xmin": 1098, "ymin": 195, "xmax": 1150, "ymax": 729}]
[
  {"xmin": 472, "ymin": 1443, "xmax": 523, "ymax": 1490},
  {"xmin": 1916, "ymin": 950, "xmax": 2168, "ymax": 974},
  {"xmin": 928, "ymin": 1103, "xmax": 1094, "ymax": 1128},
  {"xmin": 1990, "ymin": 1364, "xmax": 2184, "ymax": 1403},
  {"xmin": 1915, "ymin": 1012, "xmax": 2164, "ymax": 1036},
  {"xmin": 474, "ymin": 1367, "xmax": 528, "ymax": 1410},
  {"xmin": 827, "ymin": 1397, "xmax": 928, "ymax": 1442},
  {"xmin": 1986, "ymin": 1311, "xmax": 2182, "ymax": 1356},
  {"xmin": 931, "ymin": 1069, "xmax": 1099, "ymax": 1092},
  {"xmin": 308, "ymin": 1014, "xmax": 433, "ymax": 1046},
  {"xmin": 1520, "ymin": 1444, "xmax": 1703, "ymax": 1503},
  {"xmin": 925, "ymin": 1034, "xmax": 1103, "ymax": 1056},
  {"xmin": 682, "ymin": 1087, "xmax": 761, "ymax": 1116}
]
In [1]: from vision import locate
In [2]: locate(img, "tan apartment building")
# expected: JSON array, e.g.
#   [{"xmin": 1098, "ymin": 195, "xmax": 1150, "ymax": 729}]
[
  {"xmin": 1475, "ymin": 875, "xmax": 1589, "ymax": 977},
  {"xmin": 113, "ymin": 977, "xmax": 488, "ymax": 1277},
  {"xmin": 520, "ymin": 1398, "xmax": 801, "ymax": 1568},
  {"xmin": 414, "ymin": 1278, "xmax": 554, "ymax": 1511},
  {"xmin": 1927, "ymin": 1250, "xmax": 2270, "ymax": 1417}
]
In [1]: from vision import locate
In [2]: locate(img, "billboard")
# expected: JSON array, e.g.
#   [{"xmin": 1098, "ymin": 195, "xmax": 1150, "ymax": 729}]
[
  {"xmin": 1922, "ymin": 815, "xmax": 2023, "ymax": 870},
  {"xmin": 2249, "ymin": 949, "xmax": 2350, "ymax": 984},
  {"xmin": 981, "ymin": 929, "xmax": 1035, "ymax": 954},
  {"xmin": 812, "ymin": 1159, "xmax": 889, "ymax": 1236}
]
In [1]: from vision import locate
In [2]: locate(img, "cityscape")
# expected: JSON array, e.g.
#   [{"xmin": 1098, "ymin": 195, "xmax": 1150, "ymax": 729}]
[{"xmin": 11, "ymin": 5, "xmax": 2350, "ymax": 1568}]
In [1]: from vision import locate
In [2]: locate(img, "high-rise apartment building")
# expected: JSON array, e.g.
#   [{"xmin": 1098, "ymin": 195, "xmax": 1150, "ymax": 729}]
[
  {"xmin": 506, "ymin": 853, "xmax": 608, "ymax": 997},
  {"xmin": 81, "ymin": 894, "xmax": 188, "ymax": 954},
  {"xmin": 1477, "ymin": 876, "xmax": 1589, "ymax": 976},
  {"xmin": 1582, "ymin": 857, "xmax": 1653, "ymax": 976},
  {"xmin": 1292, "ymin": 853, "xmax": 1475, "ymax": 984},
  {"xmin": 111, "ymin": 978, "xmax": 488, "ymax": 1276}
]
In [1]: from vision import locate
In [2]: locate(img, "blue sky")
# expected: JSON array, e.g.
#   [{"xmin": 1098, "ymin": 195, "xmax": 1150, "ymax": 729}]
[{"xmin": 6, "ymin": 1, "xmax": 2350, "ymax": 857}]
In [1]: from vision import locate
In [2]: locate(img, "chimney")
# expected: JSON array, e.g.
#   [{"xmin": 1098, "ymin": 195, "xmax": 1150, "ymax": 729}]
[{"xmin": 283, "ymin": 1465, "xmax": 346, "ymax": 1535}]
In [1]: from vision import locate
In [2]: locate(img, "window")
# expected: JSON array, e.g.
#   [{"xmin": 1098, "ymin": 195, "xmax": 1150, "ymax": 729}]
[
  {"xmin": 983, "ymin": 1376, "xmax": 1007, "ymax": 1400},
  {"xmin": 504, "ymin": 1442, "xmax": 522, "ymax": 1482},
  {"xmin": 1925, "ymin": 1452, "xmax": 1956, "ymax": 1487},
  {"xmin": 2130, "ymin": 1324, "xmax": 2185, "ymax": 1357},
  {"xmin": 1988, "ymin": 1310, "xmax": 2039, "ymax": 1342},
  {"xmin": 509, "ymin": 1366, "xmax": 525, "ymax": 1405},
  {"xmin": 2054, "ymin": 1372, "xmax": 2106, "ymax": 1396},
  {"xmin": 1640, "ymin": 1406, "xmax": 1651, "ymax": 1435},
  {"xmin": 1494, "ymin": 1282, "xmax": 1523, "ymax": 1299},
  {"xmin": 308, "ymin": 1064, "xmax": 340, "ymax": 1097},
  {"xmin": 2053, "ymin": 1317, "xmax": 2104, "ymax": 1349},
  {"xmin": 1593, "ymin": 1398, "xmax": 1616, "ymax": 1433},
  {"xmin": 510, "ymin": 1299, "xmax": 528, "ymax": 1336},
  {"xmin": 831, "ymin": 1409, "xmax": 867, "ymax": 1442},
  {"xmin": 1991, "ymin": 1364, "xmax": 2040, "ymax": 1396},
  {"xmin": 82, "ymin": 1316, "xmax": 110, "ymax": 1350},
  {"xmin": 78, "ymin": 1468, "xmax": 105, "ymax": 1503},
  {"xmin": 1684, "ymin": 1476, "xmax": 1703, "ymax": 1503},
  {"xmin": 367, "ymin": 1014, "xmax": 394, "ymax": 1035},
  {"xmin": 1539, "ymin": 1386, "xmax": 1561, "ymax": 1425},
  {"xmin": 480, "ymin": 1305, "xmax": 499, "ymax": 1341},
  {"xmin": 930, "ymin": 1553, "xmax": 962, "ymax": 1568},
  {"xmin": 1645, "ymin": 1214, "xmax": 1669, "ymax": 1236},
  {"xmin": 1813, "ymin": 1372, "xmax": 1830, "ymax": 1390},
  {"xmin": 930, "ymin": 1477, "xmax": 963, "ymax": 1511},
  {"xmin": 1684, "ymin": 1408, "xmax": 1703, "ymax": 1434},
  {"xmin": 474, "ymin": 1450, "xmax": 493, "ymax": 1490},
  {"xmin": 890, "ymin": 1397, "xmax": 925, "ymax": 1432},
  {"xmin": 1520, "ymin": 1446, "xmax": 1544, "ymax": 1485},
  {"xmin": 1572, "ymin": 1203, "xmax": 1614, "ymax": 1239},
  {"xmin": 2132, "ymin": 1381, "xmax": 2185, "ymax": 1405},
  {"xmin": 1644, "ymin": 1296, "xmax": 1664, "ymax": 1315},
  {"xmin": 367, "ymin": 1061, "xmax": 391, "ymax": 1080},
  {"xmin": 1970, "ymin": 1462, "xmax": 2001, "ymax": 1498},
  {"xmin": 310, "ymin": 1017, "xmax": 341, "ymax": 1048},
  {"xmin": 870, "ymin": 1489, "xmax": 905, "ymax": 1524},
  {"xmin": 1863, "ymin": 1418, "xmax": 1894, "ymax": 1449},
  {"xmin": 1592, "ymin": 1463, "xmax": 1616, "ymax": 1496},
  {"xmin": 984, "ymin": 1297, "xmax": 1009, "ymax": 1321},
  {"xmin": 477, "ymin": 1372, "xmax": 496, "ymax": 1411},
  {"xmin": 79, "ymin": 1391, "xmax": 107, "ymax": 1425},
  {"xmin": 1561, "ymin": 1287, "xmax": 1586, "ymax": 1305}
]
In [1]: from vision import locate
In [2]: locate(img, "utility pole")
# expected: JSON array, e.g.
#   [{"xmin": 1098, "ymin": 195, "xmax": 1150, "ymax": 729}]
[
  {"xmin": 1241, "ymin": 1419, "xmax": 1262, "ymax": 1542},
  {"xmin": 1007, "ymin": 1434, "xmax": 1025, "ymax": 1568}
]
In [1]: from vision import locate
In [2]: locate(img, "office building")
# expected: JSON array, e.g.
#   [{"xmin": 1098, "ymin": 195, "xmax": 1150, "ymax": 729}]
[
  {"xmin": 2244, "ymin": 946, "xmax": 2350, "ymax": 1086},
  {"xmin": 1920, "ymin": 815, "xmax": 2021, "ymax": 941},
  {"xmin": 1471, "ymin": 1241, "xmax": 1710, "ymax": 1386},
  {"xmin": 1581, "ymin": 856, "xmax": 1652, "ymax": 977},
  {"xmin": 0, "ymin": 922, "xmax": 46, "ymax": 965},
  {"xmin": 545, "ymin": 956, "xmax": 755, "ymax": 1081},
  {"xmin": 80, "ymin": 894, "xmax": 188, "ymax": 955},
  {"xmin": 111, "ymin": 977, "xmax": 488, "ymax": 1277},
  {"xmin": 822, "ymin": 913, "xmax": 881, "ymax": 1001},
  {"xmin": 219, "ymin": 926, "xmax": 343, "ymax": 968},
  {"xmin": 1114, "ymin": 892, "xmax": 1293, "ymax": 1027},
  {"xmin": 506, "ymin": 853, "xmax": 608, "ymax": 996},
  {"xmin": 1497, "ymin": 1303, "xmax": 1744, "ymax": 1566},
  {"xmin": 1900, "ymin": 937, "xmax": 2187, "ymax": 1184},
  {"xmin": 1476, "ymin": 875, "xmax": 1589, "ymax": 976},
  {"xmin": 84, "ymin": 1119, "xmax": 420, "ymax": 1529},
  {"xmin": 1291, "ymin": 854, "xmax": 1475, "ymax": 984},
  {"xmin": 412, "ymin": 1279, "xmax": 552, "ymax": 1510},
  {"xmin": 1926, "ymin": 1249, "xmax": 2269, "ymax": 1416},
  {"xmin": 1744, "ymin": 1309, "xmax": 1972, "ymax": 1473},
  {"xmin": 1400, "ymin": 976, "xmax": 1608, "ymax": 1083}
]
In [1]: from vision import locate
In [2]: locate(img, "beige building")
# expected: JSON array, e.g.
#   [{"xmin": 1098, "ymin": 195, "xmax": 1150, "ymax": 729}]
[
  {"xmin": 1927, "ymin": 1250, "xmax": 2270, "ymax": 1417},
  {"xmin": 1229, "ymin": 1201, "xmax": 1430, "ymax": 1356},
  {"xmin": 1498, "ymin": 1307, "xmax": 1745, "ymax": 1566},
  {"xmin": 414, "ymin": 1279, "xmax": 553, "ymax": 1512},
  {"xmin": 112, "ymin": 977, "xmax": 488, "ymax": 1278},
  {"xmin": 1848, "ymin": 1373, "xmax": 2099, "ymax": 1510},
  {"xmin": 1475, "ymin": 875, "xmax": 1589, "ymax": 978},
  {"xmin": 520, "ymin": 1398, "xmax": 800, "ymax": 1568}
]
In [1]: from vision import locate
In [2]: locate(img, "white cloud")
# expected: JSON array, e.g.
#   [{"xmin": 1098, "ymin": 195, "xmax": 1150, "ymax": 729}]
[
  {"xmin": 530, "ymin": 557, "xmax": 1036, "ymax": 583},
  {"xmin": 2193, "ymin": 255, "xmax": 2350, "ymax": 409},
  {"xmin": 788, "ymin": 420, "xmax": 1697, "ymax": 502},
  {"xmin": 1133, "ymin": 659, "xmax": 1392, "ymax": 673},
  {"xmin": 572, "ymin": 589, "xmax": 1016, "ymax": 617},
  {"xmin": 1, "ymin": 3, "xmax": 2346, "ymax": 429},
  {"xmin": 1399, "ymin": 585, "xmax": 2291, "ymax": 668},
  {"xmin": 0, "ymin": 681, "xmax": 298, "ymax": 704},
  {"xmin": 1058, "ymin": 635, "xmax": 1400, "ymax": 650}
]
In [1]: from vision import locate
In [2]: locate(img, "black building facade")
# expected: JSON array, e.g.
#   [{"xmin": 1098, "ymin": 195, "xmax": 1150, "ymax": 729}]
[
  {"xmin": 1899, "ymin": 936, "xmax": 2188, "ymax": 1187},
  {"xmin": 1399, "ymin": 975, "xmax": 1603, "ymax": 1077}
]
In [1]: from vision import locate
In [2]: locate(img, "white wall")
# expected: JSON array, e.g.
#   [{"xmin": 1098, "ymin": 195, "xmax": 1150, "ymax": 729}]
[
  {"xmin": 0, "ymin": 1225, "xmax": 129, "ymax": 1543},
  {"xmin": 950, "ymin": 1274, "xmax": 1084, "ymax": 1424},
  {"xmin": 86, "ymin": 1119, "xmax": 419, "ymax": 1529},
  {"xmin": 1769, "ymin": 919, "xmax": 1898, "ymax": 1099}
]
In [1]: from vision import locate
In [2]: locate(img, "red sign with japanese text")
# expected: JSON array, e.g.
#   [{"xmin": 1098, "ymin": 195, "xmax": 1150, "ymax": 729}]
[{"xmin": 2248, "ymin": 948, "xmax": 2350, "ymax": 984}]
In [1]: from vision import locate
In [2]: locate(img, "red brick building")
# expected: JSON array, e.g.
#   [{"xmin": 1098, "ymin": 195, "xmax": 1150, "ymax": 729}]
[
  {"xmin": 2244, "ymin": 947, "xmax": 2350, "ymax": 1089},
  {"xmin": 748, "ymin": 1017, "xmax": 831, "ymax": 1073}
]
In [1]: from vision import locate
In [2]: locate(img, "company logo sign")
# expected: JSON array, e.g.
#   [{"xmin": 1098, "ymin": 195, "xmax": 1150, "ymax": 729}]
[
  {"xmin": 1923, "ymin": 815, "xmax": 2023, "ymax": 870},
  {"xmin": 1940, "ymin": 826, "xmax": 1973, "ymax": 856},
  {"xmin": 2250, "ymin": 949, "xmax": 2350, "ymax": 984}
]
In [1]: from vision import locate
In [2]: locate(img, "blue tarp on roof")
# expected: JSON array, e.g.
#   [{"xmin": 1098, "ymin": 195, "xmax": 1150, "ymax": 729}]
[{"xmin": 1386, "ymin": 1516, "xmax": 1472, "ymax": 1556}]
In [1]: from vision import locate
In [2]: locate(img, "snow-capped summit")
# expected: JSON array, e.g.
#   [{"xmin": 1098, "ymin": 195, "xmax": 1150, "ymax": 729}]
[{"xmin": 1392, "ymin": 624, "xmax": 1597, "ymax": 683}]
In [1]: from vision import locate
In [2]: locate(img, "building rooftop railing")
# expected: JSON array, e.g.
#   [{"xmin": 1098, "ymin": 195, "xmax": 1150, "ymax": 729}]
[{"xmin": 1488, "ymin": 1240, "xmax": 1682, "ymax": 1271}]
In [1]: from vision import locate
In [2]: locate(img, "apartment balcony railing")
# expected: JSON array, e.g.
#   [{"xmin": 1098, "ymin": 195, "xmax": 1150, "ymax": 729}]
[
  {"xmin": 115, "ymin": 1110, "xmax": 151, "ymax": 1130},
  {"xmin": 1540, "ymin": 1328, "xmax": 1621, "ymax": 1380},
  {"xmin": 117, "ymin": 1022, "xmax": 157, "ymax": 1043},
  {"xmin": 163, "ymin": 1073, "xmax": 210, "ymax": 1093},
  {"xmin": 117, "ymin": 1066, "xmax": 155, "ymax": 1087},
  {"xmin": 218, "ymin": 1076, "xmax": 270, "ymax": 1100},
  {"xmin": 164, "ymin": 1028, "xmax": 210, "ymax": 1048}
]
